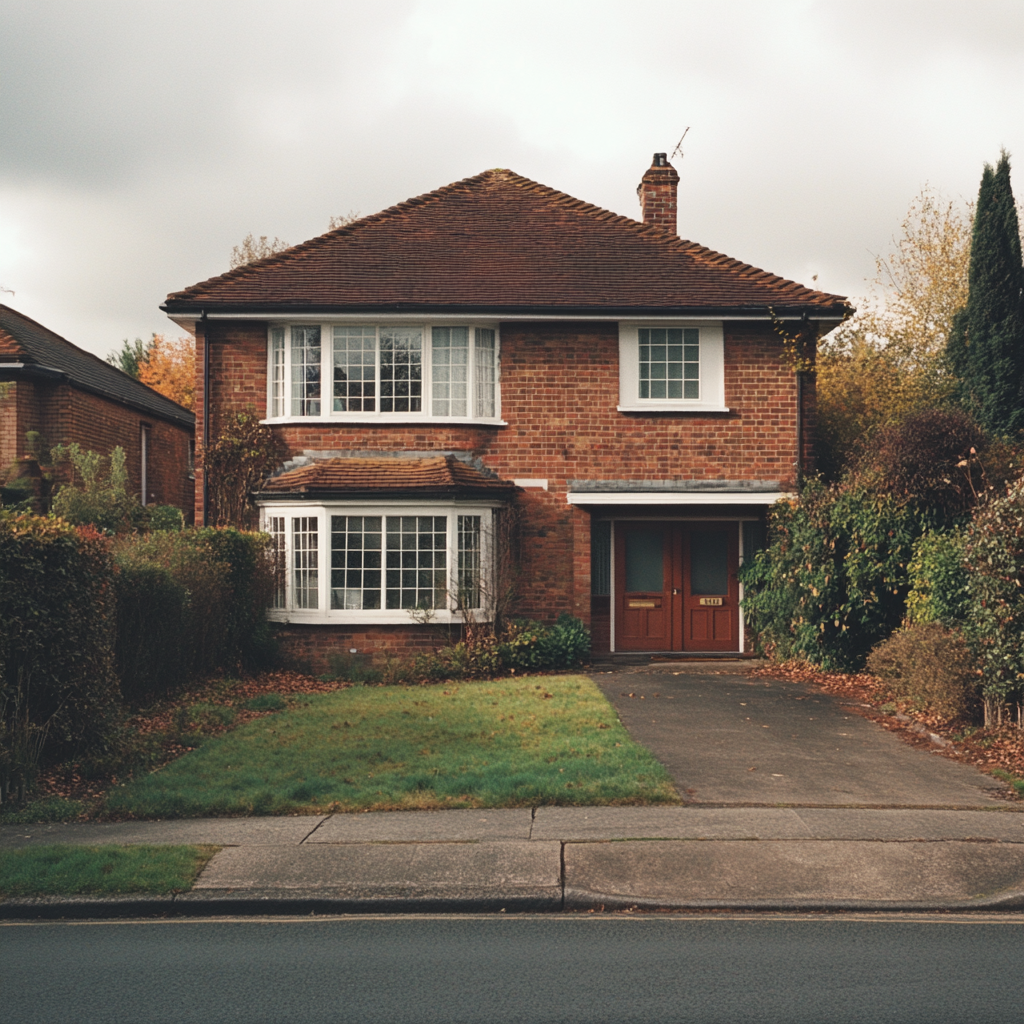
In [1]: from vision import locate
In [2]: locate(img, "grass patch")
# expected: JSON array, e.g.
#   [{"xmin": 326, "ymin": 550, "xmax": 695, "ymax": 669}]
[
  {"xmin": 991, "ymin": 769, "xmax": 1024, "ymax": 797},
  {"xmin": 0, "ymin": 797, "xmax": 88, "ymax": 825},
  {"xmin": 242, "ymin": 692, "xmax": 287, "ymax": 712},
  {"xmin": 0, "ymin": 845, "xmax": 219, "ymax": 897},
  {"xmin": 104, "ymin": 674, "xmax": 679, "ymax": 818}
]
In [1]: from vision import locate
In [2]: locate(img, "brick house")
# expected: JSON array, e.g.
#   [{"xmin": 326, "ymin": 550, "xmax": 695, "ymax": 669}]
[
  {"xmin": 162, "ymin": 155, "xmax": 849, "ymax": 667},
  {"xmin": 0, "ymin": 304, "xmax": 195, "ymax": 516}
]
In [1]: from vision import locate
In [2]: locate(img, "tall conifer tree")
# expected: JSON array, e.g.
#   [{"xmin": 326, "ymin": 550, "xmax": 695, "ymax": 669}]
[{"xmin": 947, "ymin": 151, "xmax": 1024, "ymax": 434}]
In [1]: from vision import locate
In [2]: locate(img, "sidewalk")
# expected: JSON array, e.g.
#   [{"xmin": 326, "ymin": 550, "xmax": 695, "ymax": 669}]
[{"xmin": 4, "ymin": 805, "xmax": 1024, "ymax": 917}]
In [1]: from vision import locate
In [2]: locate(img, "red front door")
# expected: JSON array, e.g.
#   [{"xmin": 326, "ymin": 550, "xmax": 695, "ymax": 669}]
[{"xmin": 613, "ymin": 522, "xmax": 739, "ymax": 652}]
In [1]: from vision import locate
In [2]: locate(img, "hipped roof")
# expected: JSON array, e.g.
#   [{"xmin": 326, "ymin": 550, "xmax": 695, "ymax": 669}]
[
  {"xmin": 0, "ymin": 305, "xmax": 195, "ymax": 430},
  {"xmin": 164, "ymin": 169, "xmax": 849, "ymax": 321}
]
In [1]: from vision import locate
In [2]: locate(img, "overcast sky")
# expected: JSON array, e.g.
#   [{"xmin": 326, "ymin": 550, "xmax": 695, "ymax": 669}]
[{"xmin": 2, "ymin": 0, "xmax": 1023, "ymax": 359}]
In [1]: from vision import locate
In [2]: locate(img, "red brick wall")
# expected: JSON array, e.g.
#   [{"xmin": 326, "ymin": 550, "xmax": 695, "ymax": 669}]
[
  {"xmin": 203, "ymin": 318, "xmax": 808, "ymax": 653},
  {"xmin": 3, "ymin": 378, "xmax": 194, "ymax": 517}
]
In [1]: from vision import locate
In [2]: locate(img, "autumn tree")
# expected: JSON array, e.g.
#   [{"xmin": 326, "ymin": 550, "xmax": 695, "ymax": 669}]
[
  {"xmin": 816, "ymin": 187, "xmax": 973, "ymax": 477},
  {"xmin": 946, "ymin": 151, "xmax": 1024, "ymax": 435},
  {"xmin": 138, "ymin": 334, "xmax": 196, "ymax": 411},
  {"xmin": 230, "ymin": 233, "xmax": 290, "ymax": 269}
]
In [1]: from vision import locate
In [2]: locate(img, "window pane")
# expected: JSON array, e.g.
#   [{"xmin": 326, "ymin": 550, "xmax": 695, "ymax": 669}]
[
  {"xmin": 292, "ymin": 516, "xmax": 319, "ymax": 609},
  {"xmin": 690, "ymin": 530, "xmax": 728, "ymax": 595},
  {"xmin": 333, "ymin": 326, "xmax": 376, "ymax": 412},
  {"xmin": 431, "ymin": 327, "xmax": 468, "ymax": 417},
  {"xmin": 475, "ymin": 329, "xmax": 496, "ymax": 418},
  {"xmin": 624, "ymin": 530, "xmax": 663, "ymax": 592},
  {"xmin": 457, "ymin": 515, "xmax": 481, "ymax": 609},
  {"xmin": 290, "ymin": 326, "xmax": 321, "ymax": 416},
  {"xmin": 380, "ymin": 327, "xmax": 422, "ymax": 413},
  {"xmin": 331, "ymin": 516, "xmax": 382, "ymax": 609},
  {"xmin": 268, "ymin": 515, "xmax": 286, "ymax": 608},
  {"xmin": 270, "ymin": 328, "xmax": 286, "ymax": 418},
  {"xmin": 385, "ymin": 515, "xmax": 447, "ymax": 609},
  {"xmin": 638, "ymin": 327, "xmax": 698, "ymax": 401}
]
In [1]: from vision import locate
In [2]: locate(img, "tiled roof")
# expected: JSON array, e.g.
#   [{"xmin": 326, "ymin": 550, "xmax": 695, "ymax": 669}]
[
  {"xmin": 258, "ymin": 455, "xmax": 516, "ymax": 499},
  {"xmin": 163, "ymin": 170, "xmax": 849, "ymax": 319},
  {"xmin": 0, "ymin": 305, "xmax": 195, "ymax": 430}
]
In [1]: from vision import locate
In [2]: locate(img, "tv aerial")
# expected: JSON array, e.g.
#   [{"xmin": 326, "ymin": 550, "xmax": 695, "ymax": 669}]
[{"xmin": 671, "ymin": 128, "xmax": 690, "ymax": 162}]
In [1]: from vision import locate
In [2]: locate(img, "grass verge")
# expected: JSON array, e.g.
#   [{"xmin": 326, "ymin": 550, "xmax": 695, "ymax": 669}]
[
  {"xmin": 0, "ymin": 845, "xmax": 219, "ymax": 897},
  {"xmin": 104, "ymin": 674, "xmax": 679, "ymax": 817}
]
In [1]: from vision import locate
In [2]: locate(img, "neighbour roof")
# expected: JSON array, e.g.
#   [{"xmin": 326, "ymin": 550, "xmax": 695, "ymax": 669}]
[
  {"xmin": 0, "ymin": 305, "xmax": 195, "ymax": 430},
  {"xmin": 163, "ymin": 169, "xmax": 849, "ymax": 320},
  {"xmin": 258, "ymin": 455, "xmax": 516, "ymax": 500}
]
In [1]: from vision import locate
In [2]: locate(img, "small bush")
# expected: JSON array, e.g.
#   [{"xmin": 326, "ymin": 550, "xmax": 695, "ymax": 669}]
[
  {"xmin": 866, "ymin": 623, "xmax": 980, "ymax": 722},
  {"xmin": 49, "ymin": 444, "xmax": 148, "ymax": 534}
]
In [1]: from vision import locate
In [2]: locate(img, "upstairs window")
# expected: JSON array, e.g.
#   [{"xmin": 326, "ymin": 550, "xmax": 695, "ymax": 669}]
[
  {"xmin": 267, "ymin": 324, "xmax": 500, "ymax": 423},
  {"xmin": 618, "ymin": 322, "xmax": 727, "ymax": 412}
]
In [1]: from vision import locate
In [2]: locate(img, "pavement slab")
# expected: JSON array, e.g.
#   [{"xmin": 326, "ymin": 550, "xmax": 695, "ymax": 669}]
[
  {"xmin": 563, "ymin": 839, "xmax": 1024, "ymax": 909},
  {"xmin": 305, "ymin": 808, "xmax": 533, "ymax": 843},
  {"xmin": 188, "ymin": 840, "xmax": 562, "ymax": 910},
  {"xmin": 593, "ymin": 667, "xmax": 1012, "ymax": 807},
  {"xmin": 531, "ymin": 806, "xmax": 813, "ymax": 840}
]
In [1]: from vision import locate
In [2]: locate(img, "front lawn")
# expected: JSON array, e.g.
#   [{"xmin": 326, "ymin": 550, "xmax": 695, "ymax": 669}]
[
  {"xmin": 103, "ymin": 675, "xmax": 679, "ymax": 818},
  {"xmin": 0, "ymin": 845, "xmax": 218, "ymax": 897}
]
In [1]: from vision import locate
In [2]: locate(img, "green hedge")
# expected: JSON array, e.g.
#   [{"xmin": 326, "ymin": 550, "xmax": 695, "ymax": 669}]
[
  {"xmin": 740, "ymin": 483, "xmax": 924, "ymax": 671},
  {"xmin": 0, "ymin": 514, "xmax": 122, "ymax": 798}
]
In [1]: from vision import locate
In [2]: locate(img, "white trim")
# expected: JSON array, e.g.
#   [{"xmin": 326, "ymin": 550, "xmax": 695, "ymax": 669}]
[
  {"xmin": 200, "ymin": 312, "xmax": 847, "ymax": 323},
  {"xmin": 259, "ymin": 501, "xmax": 496, "ymax": 625},
  {"xmin": 265, "ymin": 322, "xmax": 502, "ymax": 426},
  {"xmin": 737, "ymin": 520, "xmax": 745, "ymax": 654},
  {"xmin": 619, "ymin": 322, "xmax": 726, "ymax": 412},
  {"xmin": 513, "ymin": 478, "xmax": 548, "ymax": 490},
  {"xmin": 568, "ymin": 491, "xmax": 791, "ymax": 506}
]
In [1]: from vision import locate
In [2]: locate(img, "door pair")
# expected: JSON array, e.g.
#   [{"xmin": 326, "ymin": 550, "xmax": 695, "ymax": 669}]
[{"xmin": 614, "ymin": 522, "xmax": 739, "ymax": 652}]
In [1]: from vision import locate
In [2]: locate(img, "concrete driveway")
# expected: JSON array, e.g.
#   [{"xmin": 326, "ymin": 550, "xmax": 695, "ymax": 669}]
[{"xmin": 592, "ymin": 662, "xmax": 1015, "ymax": 808}]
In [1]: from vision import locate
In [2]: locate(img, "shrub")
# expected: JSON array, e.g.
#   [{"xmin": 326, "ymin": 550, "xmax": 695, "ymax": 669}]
[
  {"xmin": 851, "ymin": 409, "xmax": 985, "ymax": 523},
  {"xmin": 958, "ymin": 482, "xmax": 1024, "ymax": 707},
  {"xmin": 0, "ymin": 514, "xmax": 123, "ymax": 801},
  {"xmin": 866, "ymin": 623, "xmax": 980, "ymax": 722},
  {"xmin": 740, "ymin": 483, "xmax": 924, "ymax": 670},
  {"xmin": 905, "ymin": 529, "xmax": 969, "ymax": 627},
  {"xmin": 49, "ymin": 444, "xmax": 147, "ymax": 534}
]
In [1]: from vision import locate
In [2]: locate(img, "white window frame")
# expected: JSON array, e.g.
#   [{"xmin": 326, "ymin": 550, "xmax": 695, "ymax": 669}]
[
  {"xmin": 264, "ymin": 323, "xmax": 503, "ymax": 425},
  {"xmin": 618, "ymin": 321, "xmax": 728, "ymax": 412},
  {"xmin": 260, "ymin": 501, "xmax": 499, "ymax": 625}
]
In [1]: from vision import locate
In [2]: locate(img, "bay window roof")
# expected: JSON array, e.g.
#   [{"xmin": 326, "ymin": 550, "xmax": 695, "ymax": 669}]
[{"xmin": 256, "ymin": 454, "xmax": 517, "ymax": 501}]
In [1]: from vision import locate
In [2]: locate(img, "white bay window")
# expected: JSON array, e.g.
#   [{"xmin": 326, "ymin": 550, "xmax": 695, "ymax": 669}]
[
  {"xmin": 262, "ymin": 504, "xmax": 494, "ymax": 623},
  {"xmin": 266, "ymin": 324, "xmax": 500, "ymax": 423}
]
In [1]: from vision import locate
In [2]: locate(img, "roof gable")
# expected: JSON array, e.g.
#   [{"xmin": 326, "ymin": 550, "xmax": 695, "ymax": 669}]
[
  {"xmin": 164, "ymin": 170, "xmax": 848, "ymax": 318},
  {"xmin": 0, "ymin": 305, "xmax": 195, "ymax": 430}
]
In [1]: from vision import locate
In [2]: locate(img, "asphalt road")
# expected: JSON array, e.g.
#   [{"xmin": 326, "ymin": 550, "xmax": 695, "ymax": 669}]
[
  {"xmin": 5, "ymin": 914, "xmax": 1024, "ymax": 1023},
  {"xmin": 593, "ymin": 665, "xmax": 1010, "ymax": 806}
]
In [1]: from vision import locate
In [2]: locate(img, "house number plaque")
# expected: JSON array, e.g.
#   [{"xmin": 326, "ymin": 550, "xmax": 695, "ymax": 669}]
[{"xmin": 699, "ymin": 597, "xmax": 723, "ymax": 606}]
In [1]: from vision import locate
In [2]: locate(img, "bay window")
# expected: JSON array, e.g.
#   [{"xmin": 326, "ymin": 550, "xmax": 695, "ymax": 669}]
[
  {"xmin": 262, "ymin": 504, "xmax": 494, "ymax": 623},
  {"xmin": 266, "ymin": 323, "xmax": 500, "ymax": 423}
]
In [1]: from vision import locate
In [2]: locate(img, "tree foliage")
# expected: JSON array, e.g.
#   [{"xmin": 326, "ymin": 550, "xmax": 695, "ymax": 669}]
[
  {"xmin": 230, "ymin": 233, "xmax": 290, "ymax": 269},
  {"xmin": 816, "ymin": 188, "xmax": 972, "ymax": 476},
  {"xmin": 137, "ymin": 333, "xmax": 196, "ymax": 411},
  {"xmin": 947, "ymin": 151, "xmax": 1024, "ymax": 435},
  {"xmin": 106, "ymin": 337, "xmax": 153, "ymax": 379}
]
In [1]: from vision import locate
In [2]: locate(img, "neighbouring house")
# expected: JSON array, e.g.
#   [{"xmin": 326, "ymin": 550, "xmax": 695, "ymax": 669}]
[
  {"xmin": 162, "ymin": 155, "xmax": 849, "ymax": 667},
  {"xmin": 0, "ymin": 304, "xmax": 196, "ymax": 516}
]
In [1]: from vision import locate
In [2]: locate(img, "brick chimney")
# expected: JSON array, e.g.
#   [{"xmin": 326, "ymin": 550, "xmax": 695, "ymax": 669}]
[{"xmin": 637, "ymin": 152, "xmax": 679, "ymax": 234}]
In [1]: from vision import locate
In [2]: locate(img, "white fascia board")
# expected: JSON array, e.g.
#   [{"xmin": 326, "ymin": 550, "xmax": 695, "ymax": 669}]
[
  {"xmin": 202, "ymin": 312, "xmax": 847, "ymax": 323},
  {"xmin": 567, "ymin": 491, "xmax": 793, "ymax": 506}
]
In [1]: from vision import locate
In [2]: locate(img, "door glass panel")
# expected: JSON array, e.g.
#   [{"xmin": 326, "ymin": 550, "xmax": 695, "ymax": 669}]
[
  {"xmin": 624, "ymin": 530, "xmax": 663, "ymax": 592},
  {"xmin": 690, "ymin": 531, "xmax": 728, "ymax": 595}
]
